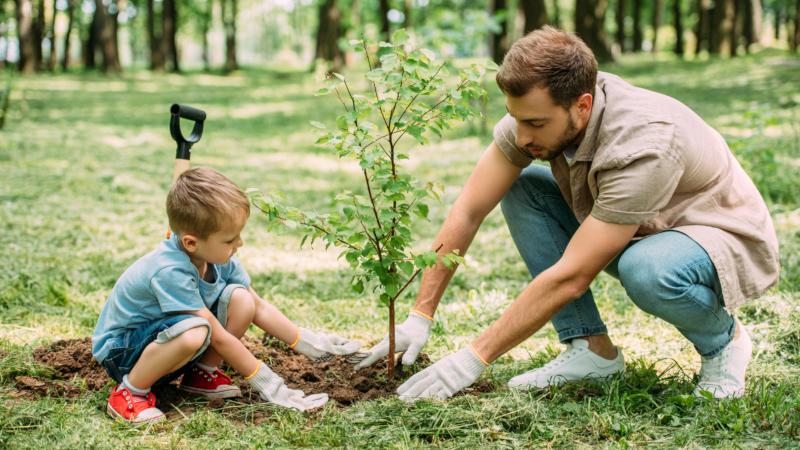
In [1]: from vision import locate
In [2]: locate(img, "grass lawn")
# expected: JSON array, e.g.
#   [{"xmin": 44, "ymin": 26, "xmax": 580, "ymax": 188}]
[{"xmin": 1, "ymin": 49, "xmax": 800, "ymax": 448}]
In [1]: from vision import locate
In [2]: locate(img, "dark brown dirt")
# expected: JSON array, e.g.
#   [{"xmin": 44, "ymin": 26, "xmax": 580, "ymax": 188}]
[{"xmin": 14, "ymin": 336, "xmax": 499, "ymax": 422}]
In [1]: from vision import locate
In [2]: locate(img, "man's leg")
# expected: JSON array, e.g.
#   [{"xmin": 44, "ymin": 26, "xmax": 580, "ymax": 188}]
[
  {"xmin": 617, "ymin": 231, "xmax": 751, "ymax": 397},
  {"xmin": 500, "ymin": 164, "xmax": 608, "ymax": 345},
  {"xmin": 501, "ymin": 165, "xmax": 625, "ymax": 389}
]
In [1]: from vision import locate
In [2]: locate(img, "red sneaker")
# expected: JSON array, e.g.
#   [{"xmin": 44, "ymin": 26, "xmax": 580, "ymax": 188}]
[
  {"xmin": 179, "ymin": 366, "xmax": 242, "ymax": 399},
  {"xmin": 106, "ymin": 386, "xmax": 165, "ymax": 425}
]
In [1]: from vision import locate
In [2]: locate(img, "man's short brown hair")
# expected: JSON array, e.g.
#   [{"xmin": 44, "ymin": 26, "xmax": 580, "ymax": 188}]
[
  {"xmin": 167, "ymin": 166, "xmax": 250, "ymax": 239},
  {"xmin": 496, "ymin": 26, "xmax": 598, "ymax": 109}
]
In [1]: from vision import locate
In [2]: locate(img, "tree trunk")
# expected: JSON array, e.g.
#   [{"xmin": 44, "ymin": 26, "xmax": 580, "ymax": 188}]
[
  {"xmin": 774, "ymin": 6, "xmax": 781, "ymax": 40},
  {"xmin": 160, "ymin": 0, "xmax": 178, "ymax": 71},
  {"xmin": 729, "ymin": 0, "xmax": 743, "ymax": 56},
  {"xmin": 616, "ymin": 0, "xmax": 626, "ymax": 52},
  {"xmin": 379, "ymin": 0, "xmax": 390, "ymax": 39},
  {"xmin": 694, "ymin": 0, "xmax": 707, "ymax": 53},
  {"xmin": 632, "ymin": 0, "xmax": 642, "ymax": 51},
  {"xmin": 147, "ymin": 0, "xmax": 163, "ymax": 70},
  {"xmin": 62, "ymin": 0, "xmax": 75, "ymax": 71},
  {"xmin": 34, "ymin": 0, "xmax": 45, "ymax": 70},
  {"xmin": 85, "ymin": 2, "xmax": 98, "ymax": 69},
  {"xmin": 402, "ymin": 0, "xmax": 411, "ymax": 29},
  {"xmin": 488, "ymin": 0, "xmax": 508, "ymax": 64},
  {"xmin": 575, "ymin": 0, "xmax": 614, "ymax": 61},
  {"xmin": 223, "ymin": 0, "xmax": 238, "ymax": 72},
  {"xmin": 111, "ymin": 2, "xmax": 121, "ymax": 68},
  {"xmin": 94, "ymin": 0, "xmax": 121, "ymax": 72},
  {"xmin": 673, "ymin": 0, "xmax": 683, "ymax": 55},
  {"xmin": 15, "ymin": 0, "xmax": 37, "ymax": 73},
  {"xmin": 651, "ymin": 0, "xmax": 662, "ymax": 52},
  {"xmin": 48, "ymin": 0, "xmax": 57, "ymax": 70},
  {"xmin": 520, "ymin": 0, "xmax": 548, "ymax": 34},
  {"xmin": 550, "ymin": 0, "xmax": 560, "ymax": 27},
  {"xmin": 741, "ymin": 0, "xmax": 761, "ymax": 51},
  {"xmin": 795, "ymin": 0, "xmax": 800, "ymax": 52},
  {"xmin": 314, "ymin": 0, "xmax": 344, "ymax": 71},
  {"xmin": 709, "ymin": 0, "xmax": 734, "ymax": 54},
  {"xmin": 201, "ymin": 1, "xmax": 210, "ymax": 72}
]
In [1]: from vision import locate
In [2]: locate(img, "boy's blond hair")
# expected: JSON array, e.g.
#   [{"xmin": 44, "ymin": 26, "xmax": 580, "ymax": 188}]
[{"xmin": 167, "ymin": 167, "xmax": 250, "ymax": 239}]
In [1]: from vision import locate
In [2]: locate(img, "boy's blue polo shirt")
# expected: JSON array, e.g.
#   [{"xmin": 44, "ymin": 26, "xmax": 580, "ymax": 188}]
[{"xmin": 91, "ymin": 234, "xmax": 251, "ymax": 364}]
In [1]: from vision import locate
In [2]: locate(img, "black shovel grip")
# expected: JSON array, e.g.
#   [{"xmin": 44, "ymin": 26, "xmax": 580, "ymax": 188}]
[{"xmin": 170, "ymin": 104, "xmax": 206, "ymax": 160}]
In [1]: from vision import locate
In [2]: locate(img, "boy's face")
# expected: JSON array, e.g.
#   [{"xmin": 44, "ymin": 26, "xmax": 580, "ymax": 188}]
[{"xmin": 180, "ymin": 209, "xmax": 248, "ymax": 266}]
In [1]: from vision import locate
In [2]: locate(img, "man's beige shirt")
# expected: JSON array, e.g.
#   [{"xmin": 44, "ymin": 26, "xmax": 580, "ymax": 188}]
[{"xmin": 493, "ymin": 72, "xmax": 779, "ymax": 312}]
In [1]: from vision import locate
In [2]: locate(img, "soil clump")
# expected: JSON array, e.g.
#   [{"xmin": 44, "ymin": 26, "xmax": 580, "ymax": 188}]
[{"xmin": 9, "ymin": 337, "xmax": 499, "ymax": 421}]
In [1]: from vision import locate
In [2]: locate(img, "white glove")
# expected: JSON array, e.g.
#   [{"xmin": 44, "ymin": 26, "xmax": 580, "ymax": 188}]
[
  {"xmin": 291, "ymin": 328, "xmax": 362, "ymax": 363},
  {"xmin": 246, "ymin": 363, "xmax": 328, "ymax": 411},
  {"xmin": 397, "ymin": 347, "xmax": 487, "ymax": 401},
  {"xmin": 354, "ymin": 311, "xmax": 432, "ymax": 371}
]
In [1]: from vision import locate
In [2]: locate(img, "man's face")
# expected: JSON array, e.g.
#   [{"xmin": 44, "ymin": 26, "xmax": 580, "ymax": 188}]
[{"xmin": 505, "ymin": 87, "xmax": 592, "ymax": 161}]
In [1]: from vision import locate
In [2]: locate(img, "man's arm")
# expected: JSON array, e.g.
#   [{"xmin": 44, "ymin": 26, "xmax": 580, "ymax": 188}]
[
  {"xmin": 471, "ymin": 215, "xmax": 639, "ymax": 362},
  {"xmin": 413, "ymin": 141, "xmax": 523, "ymax": 316}
]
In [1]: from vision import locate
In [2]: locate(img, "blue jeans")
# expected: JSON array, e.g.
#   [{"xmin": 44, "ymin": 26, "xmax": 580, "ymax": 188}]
[
  {"xmin": 500, "ymin": 164, "xmax": 735, "ymax": 358},
  {"xmin": 100, "ymin": 284, "xmax": 243, "ymax": 386}
]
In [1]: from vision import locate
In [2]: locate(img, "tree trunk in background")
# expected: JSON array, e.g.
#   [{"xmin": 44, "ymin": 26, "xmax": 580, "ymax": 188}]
[
  {"xmin": 651, "ymin": 0, "xmax": 662, "ymax": 52},
  {"xmin": 616, "ymin": 0, "xmax": 626, "ymax": 52},
  {"xmin": 729, "ymin": 0, "xmax": 742, "ymax": 56},
  {"xmin": 403, "ymin": 0, "xmax": 412, "ymax": 29},
  {"xmin": 379, "ymin": 0, "xmax": 390, "ymax": 39},
  {"xmin": 673, "ymin": 0, "xmax": 683, "ymax": 55},
  {"xmin": 488, "ymin": 0, "xmax": 508, "ymax": 64},
  {"xmin": 147, "ymin": 0, "xmax": 163, "ymax": 70},
  {"xmin": 222, "ymin": 0, "xmax": 238, "ymax": 72},
  {"xmin": 550, "ymin": 0, "xmax": 560, "ymax": 27},
  {"xmin": 521, "ymin": 0, "xmax": 548, "ymax": 34},
  {"xmin": 694, "ymin": 0, "xmax": 707, "ymax": 53},
  {"xmin": 62, "ymin": 0, "xmax": 75, "ymax": 71},
  {"xmin": 794, "ymin": 0, "xmax": 800, "ymax": 51},
  {"xmin": 773, "ymin": 6, "xmax": 780, "ymax": 40},
  {"xmin": 34, "ymin": 0, "xmax": 45, "ymax": 69},
  {"xmin": 48, "ymin": 0, "xmax": 57, "ymax": 70},
  {"xmin": 201, "ymin": 0, "xmax": 211, "ymax": 72},
  {"xmin": 314, "ymin": 0, "xmax": 344, "ymax": 70},
  {"xmin": 94, "ymin": 0, "xmax": 121, "ymax": 72},
  {"xmin": 742, "ymin": 0, "xmax": 760, "ymax": 51},
  {"xmin": 632, "ymin": 0, "xmax": 642, "ymax": 51},
  {"xmin": 709, "ymin": 0, "xmax": 734, "ymax": 54},
  {"xmin": 85, "ymin": 2, "xmax": 98, "ymax": 69},
  {"xmin": 575, "ymin": 0, "xmax": 614, "ymax": 61},
  {"xmin": 111, "ymin": 1, "xmax": 121, "ymax": 68},
  {"xmin": 15, "ymin": 0, "xmax": 37, "ymax": 73},
  {"xmin": 161, "ymin": 0, "xmax": 179, "ymax": 71}
]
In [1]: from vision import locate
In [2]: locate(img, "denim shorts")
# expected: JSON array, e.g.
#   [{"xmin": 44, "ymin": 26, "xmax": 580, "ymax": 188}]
[{"xmin": 99, "ymin": 284, "xmax": 244, "ymax": 387}]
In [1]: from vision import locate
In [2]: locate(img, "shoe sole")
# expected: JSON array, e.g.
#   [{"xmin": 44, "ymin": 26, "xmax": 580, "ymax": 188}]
[
  {"xmin": 178, "ymin": 385, "xmax": 242, "ymax": 399},
  {"xmin": 106, "ymin": 404, "xmax": 165, "ymax": 425}
]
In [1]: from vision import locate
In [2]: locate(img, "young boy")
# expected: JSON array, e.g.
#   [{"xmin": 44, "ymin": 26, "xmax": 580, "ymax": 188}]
[{"xmin": 92, "ymin": 167, "xmax": 363, "ymax": 424}]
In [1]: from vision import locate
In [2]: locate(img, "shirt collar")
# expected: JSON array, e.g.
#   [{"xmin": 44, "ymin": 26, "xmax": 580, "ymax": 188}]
[{"xmin": 571, "ymin": 84, "xmax": 606, "ymax": 163}]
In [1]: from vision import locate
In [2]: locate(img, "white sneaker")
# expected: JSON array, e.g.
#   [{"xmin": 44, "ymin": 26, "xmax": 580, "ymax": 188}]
[
  {"xmin": 508, "ymin": 339, "xmax": 625, "ymax": 390},
  {"xmin": 694, "ymin": 316, "xmax": 752, "ymax": 399}
]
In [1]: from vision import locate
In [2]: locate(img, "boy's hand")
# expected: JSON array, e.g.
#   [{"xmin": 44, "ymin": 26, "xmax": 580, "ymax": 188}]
[
  {"xmin": 292, "ymin": 328, "xmax": 363, "ymax": 363},
  {"xmin": 247, "ymin": 363, "xmax": 328, "ymax": 411}
]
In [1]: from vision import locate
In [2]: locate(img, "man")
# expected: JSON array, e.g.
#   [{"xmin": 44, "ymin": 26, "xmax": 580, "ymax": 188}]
[{"xmin": 355, "ymin": 26, "xmax": 780, "ymax": 401}]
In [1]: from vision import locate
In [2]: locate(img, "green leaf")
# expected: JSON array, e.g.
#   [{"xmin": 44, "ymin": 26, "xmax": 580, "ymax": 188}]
[
  {"xmin": 379, "ymin": 209, "xmax": 400, "ymax": 221},
  {"xmin": 381, "ymin": 55, "xmax": 399, "ymax": 70},
  {"xmin": 366, "ymin": 68, "xmax": 385, "ymax": 81},
  {"xmin": 484, "ymin": 60, "xmax": 500, "ymax": 70},
  {"xmin": 336, "ymin": 116, "xmax": 348, "ymax": 131},
  {"xmin": 379, "ymin": 294, "xmax": 391, "ymax": 307},
  {"xmin": 420, "ymin": 48, "xmax": 435, "ymax": 63},
  {"xmin": 353, "ymin": 279, "xmax": 364, "ymax": 294},
  {"xmin": 413, "ymin": 188, "xmax": 428, "ymax": 199},
  {"xmin": 422, "ymin": 250, "xmax": 439, "ymax": 267},
  {"xmin": 343, "ymin": 205, "xmax": 356, "ymax": 218},
  {"xmin": 284, "ymin": 220, "xmax": 297, "ymax": 228},
  {"xmin": 385, "ymin": 283, "xmax": 398, "ymax": 298},
  {"xmin": 413, "ymin": 254, "xmax": 427, "ymax": 270},
  {"xmin": 399, "ymin": 261, "xmax": 414, "ymax": 276},
  {"xmin": 379, "ymin": 41, "xmax": 394, "ymax": 47},
  {"xmin": 401, "ymin": 58, "xmax": 419, "ymax": 72},
  {"xmin": 406, "ymin": 125, "xmax": 424, "ymax": 139},
  {"xmin": 349, "ymin": 39, "xmax": 362, "ymax": 45},
  {"xmin": 332, "ymin": 72, "xmax": 345, "ymax": 80},
  {"xmin": 416, "ymin": 203, "xmax": 429, "ymax": 219},
  {"xmin": 310, "ymin": 121, "xmax": 326, "ymax": 129},
  {"xmin": 314, "ymin": 135, "xmax": 330, "ymax": 145},
  {"xmin": 359, "ymin": 159, "xmax": 374, "ymax": 170},
  {"xmin": 392, "ymin": 28, "xmax": 410, "ymax": 45},
  {"xmin": 454, "ymin": 104, "xmax": 469, "ymax": 120},
  {"xmin": 315, "ymin": 88, "xmax": 331, "ymax": 96}
]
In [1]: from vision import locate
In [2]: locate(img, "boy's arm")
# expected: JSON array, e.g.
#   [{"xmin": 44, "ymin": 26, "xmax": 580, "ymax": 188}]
[
  {"xmin": 249, "ymin": 286, "xmax": 300, "ymax": 345},
  {"xmin": 181, "ymin": 307, "xmax": 259, "ymax": 377}
]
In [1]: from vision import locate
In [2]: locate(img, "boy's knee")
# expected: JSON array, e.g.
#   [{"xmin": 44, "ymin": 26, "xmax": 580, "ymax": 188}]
[
  {"xmin": 230, "ymin": 287, "xmax": 256, "ymax": 319},
  {"xmin": 175, "ymin": 325, "xmax": 210, "ymax": 353}
]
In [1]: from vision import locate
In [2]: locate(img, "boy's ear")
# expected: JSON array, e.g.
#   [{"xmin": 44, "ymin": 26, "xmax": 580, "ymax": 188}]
[{"xmin": 181, "ymin": 234, "xmax": 199, "ymax": 252}]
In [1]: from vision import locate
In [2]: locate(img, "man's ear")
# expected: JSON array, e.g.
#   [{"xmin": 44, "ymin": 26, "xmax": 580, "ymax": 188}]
[
  {"xmin": 575, "ymin": 93, "xmax": 593, "ymax": 119},
  {"xmin": 181, "ymin": 234, "xmax": 199, "ymax": 252}
]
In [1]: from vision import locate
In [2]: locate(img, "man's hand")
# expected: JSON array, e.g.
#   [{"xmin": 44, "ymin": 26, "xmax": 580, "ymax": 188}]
[
  {"xmin": 354, "ymin": 312, "xmax": 432, "ymax": 370},
  {"xmin": 292, "ymin": 328, "xmax": 362, "ymax": 363},
  {"xmin": 397, "ymin": 347, "xmax": 487, "ymax": 401}
]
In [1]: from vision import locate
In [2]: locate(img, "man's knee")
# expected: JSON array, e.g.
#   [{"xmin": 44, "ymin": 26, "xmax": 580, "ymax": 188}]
[
  {"xmin": 618, "ymin": 247, "xmax": 687, "ymax": 316},
  {"xmin": 500, "ymin": 165, "xmax": 560, "ymax": 215}
]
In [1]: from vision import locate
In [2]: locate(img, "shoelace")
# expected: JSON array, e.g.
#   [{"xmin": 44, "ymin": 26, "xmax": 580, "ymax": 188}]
[
  {"xmin": 698, "ymin": 348, "xmax": 733, "ymax": 385},
  {"xmin": 540, "ymin": 345, "xmax": 579, "ymax": 370}
]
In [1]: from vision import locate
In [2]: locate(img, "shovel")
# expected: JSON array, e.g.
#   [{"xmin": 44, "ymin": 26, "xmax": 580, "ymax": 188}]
[{"xmin": 167, "ymin": 103, "xmax": 206, "ymax": 238}]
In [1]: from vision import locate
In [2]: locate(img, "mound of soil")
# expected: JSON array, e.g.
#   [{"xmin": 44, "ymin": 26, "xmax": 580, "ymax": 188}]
[{"xmin": 13, "ymin": 336, "xmax": 497, "ymax": 419}]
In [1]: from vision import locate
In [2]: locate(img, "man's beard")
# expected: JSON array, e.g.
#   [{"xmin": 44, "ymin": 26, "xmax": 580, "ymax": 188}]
[{"xmin": 528, "ymin": 114, "xmax": 581, "ymax": 162}]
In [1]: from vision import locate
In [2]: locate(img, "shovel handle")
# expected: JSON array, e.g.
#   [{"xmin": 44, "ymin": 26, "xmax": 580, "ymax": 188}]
[{"xmin": 167, "ymin": 157, "xmax": 192, "ymax": 238}]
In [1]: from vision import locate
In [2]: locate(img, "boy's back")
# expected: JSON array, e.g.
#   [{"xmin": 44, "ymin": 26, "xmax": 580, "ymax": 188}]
[{"xmin": 92, "ymin": 233, "xmax": 250, "ymax": 364}]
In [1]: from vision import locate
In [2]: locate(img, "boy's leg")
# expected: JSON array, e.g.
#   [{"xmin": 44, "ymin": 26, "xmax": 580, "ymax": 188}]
[
  {"xmin": 195, "ymin": 286, "xmax": 256, "ymax": 368},
  {"xmin": 127, "ymin": 326, "xmax": 209, "ymax": 388}
]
